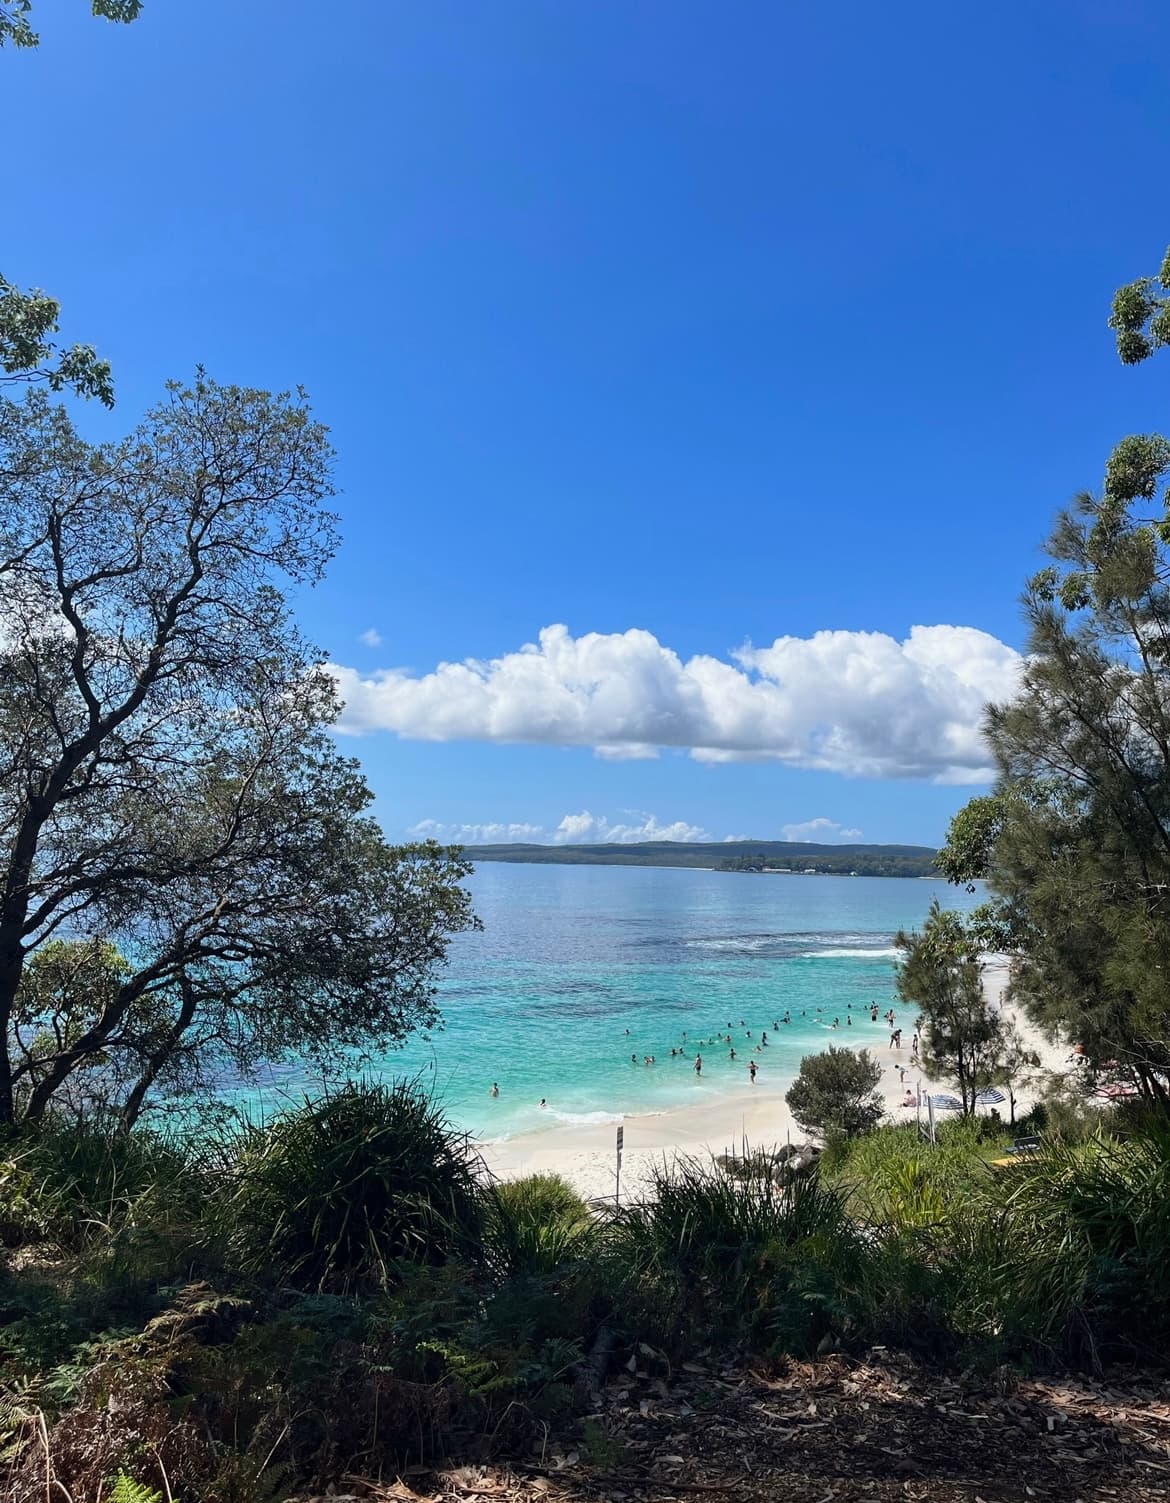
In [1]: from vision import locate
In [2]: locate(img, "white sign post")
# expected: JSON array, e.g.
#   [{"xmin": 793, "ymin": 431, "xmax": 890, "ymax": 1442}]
[{"xmin": 615, "ymin": 1124, "xmax": 624, "ymax": 1208}]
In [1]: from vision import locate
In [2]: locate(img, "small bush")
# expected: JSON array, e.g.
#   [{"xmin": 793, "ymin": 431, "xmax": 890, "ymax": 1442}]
[
  {"xmin": 785, "ymin": 1047, "xmax": 884, "ymax": 1138},
  {"xmin": 609, "ymin": 1155, "xmax": 869, "ymax": 1353},
  {"xmin": 482, "ymin": 1173, "xmax": 598, "ymax": 1278},
  {"xmin": 217, "ymin": 1081, "xmax": 486, "ymax": 1293},
  {"xmin": 0, "ymin": 1119, "xmax": 197, "ymax": 1251}
]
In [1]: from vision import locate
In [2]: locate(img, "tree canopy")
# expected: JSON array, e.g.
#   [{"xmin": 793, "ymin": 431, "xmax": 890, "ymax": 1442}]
[
  {"xmin": 896, "ymin": 902, "xmax": 1012, "ymax": 1116},
  {"xmin": 938, "ymin": 241, "xmax": 1170, "ymax": 1115},
  {"xmin": 0, "ymin": 376, "xmax": 477, "ymax": 1127},
  {"xmin": 785, "ymin": 1046, "xmax": 884, "ymax": 1138},
  {"xmin": 0, "ymin": 0, "xmax": 142, "ymax": 49}
]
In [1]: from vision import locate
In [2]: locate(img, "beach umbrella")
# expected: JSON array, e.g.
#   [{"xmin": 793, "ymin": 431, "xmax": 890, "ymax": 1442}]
[
  {"xmin": 974, "ymin": 1088, "xmax": 1006, "ymax": 1106},
  {"xmin": 927, "ymin": 1093, "xmax": 963, "ymax": 1111}
]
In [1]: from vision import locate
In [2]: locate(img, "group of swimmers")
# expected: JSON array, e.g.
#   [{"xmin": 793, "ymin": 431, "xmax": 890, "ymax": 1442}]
[{"xmin": 489, "ymin": 998, "xmax": 919, "ymax": 1112}]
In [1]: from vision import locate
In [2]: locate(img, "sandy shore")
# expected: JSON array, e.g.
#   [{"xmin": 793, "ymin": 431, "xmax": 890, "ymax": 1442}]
[{"xmin": 480, "ymin": 956, "xmax": 1069, "ymax": 1202}]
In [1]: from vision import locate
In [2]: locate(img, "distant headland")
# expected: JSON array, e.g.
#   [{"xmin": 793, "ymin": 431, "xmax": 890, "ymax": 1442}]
[{"xmin": 467, "ymin": 840, "xmax": 940, "ymax": 878}]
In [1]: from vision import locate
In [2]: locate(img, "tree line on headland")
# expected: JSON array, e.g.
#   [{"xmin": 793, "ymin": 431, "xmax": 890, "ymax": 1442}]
[
  {"xmin": 470, "ymin": 839, "xmax": 940, "ymax": 876},
  {"xmin": 3, "ymin": 9, "xmax": 1170, "ymax": 1497}
]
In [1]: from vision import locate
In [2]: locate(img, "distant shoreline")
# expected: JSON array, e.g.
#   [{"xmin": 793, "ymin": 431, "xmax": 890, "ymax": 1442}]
[{"xmin": 467, "ymin": 838, "xmax": 940, "ymax": 880}]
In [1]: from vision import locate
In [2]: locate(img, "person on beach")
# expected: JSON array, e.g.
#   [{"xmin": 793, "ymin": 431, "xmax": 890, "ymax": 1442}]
[
  {"xmin": 911, "ymin": 1034, "xmax": 919, "ymax": 1058},
  {"xmin": 694, "ymin": 1053, "xmax": 703, "ymax": 1076},
  {"xmin": 902, "ymin": 1089, "xmax": 915, "ymax": 1107},
  {"xmin": 490, "ymin": 1082, "xmax": 500, "ymax": 1097},
  {"xmin": 898, "ymin": 1066, "xmax": 905, "ymax": 1085},
  {"xmin": 749, "ymin": 1059, "xmax": 758, "ymax": 1082}
]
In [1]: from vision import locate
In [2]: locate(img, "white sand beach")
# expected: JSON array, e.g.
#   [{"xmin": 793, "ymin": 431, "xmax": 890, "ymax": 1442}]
[{"xmin": 481, "ymin": 956, "xmax": 1071, "ymax": 1201}]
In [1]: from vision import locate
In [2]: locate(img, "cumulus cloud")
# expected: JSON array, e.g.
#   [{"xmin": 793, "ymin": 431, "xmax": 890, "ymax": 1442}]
[
  {"xmin": 406, "ymin": 811, "xmax": 709, "ymax": 845},
  {"xmin": 407, "ymin": 819, "xmax": 543, "ymax": 843},
  {"xmin": 552, "ymin": 810, "xmax": 709, "ymax": 844},
  {"xmin": 359, "ymin": 628, "xmax": 383, "ymax": 648},
  {"xmin": 781, "ymin": 817, "xmax": 863, "ymax": 843},
  {"xmin": 330, "ymin": 622, "xmax": 1021, "ymax": 783}
]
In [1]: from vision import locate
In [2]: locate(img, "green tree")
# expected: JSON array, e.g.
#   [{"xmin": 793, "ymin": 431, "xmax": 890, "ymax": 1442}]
[
  {"xmin": 0, "ymin": 377, "xmax": 477, "ymax": 1128},
  {"xmin": 785, "ymin": 1045, "xmax": 884, "ymax": 1138},
  {"xmin": 896, "ymin": 902, "xmax": 1007, "ymax": 1116},
  {"xmin": 0, "ymin": 1, "xmax": 142, "ymax": 49},
  {"xmin": 939, "ymin": 246, "xmax": 1170, "ymax": 1116},
  {"xmin": 0, "ymin": 274, "xmax": 114, "ymax": 407}
]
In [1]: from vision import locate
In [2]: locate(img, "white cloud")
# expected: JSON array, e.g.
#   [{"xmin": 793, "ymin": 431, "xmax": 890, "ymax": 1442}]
[
  {"xmin": 330, "ymin": 621, "xmax": 1021, "ymax": 783},
  {"xmin": 552, "ymin": 810, "xmax": 709, "ymax": 844},
  {"xmin": 781, "ymin": 817, "xmax": 863, "ymax": 843},
  {"xmin": 407, "ymin": 819, "xmax": 543, "ymax": 843},
  {"xmin": 359, "ymin": 628, "xmax": 383, "ymax": 648},
  {"xmin": 406, "ymin": 811, "xmax": 709, "ymax": 845}
]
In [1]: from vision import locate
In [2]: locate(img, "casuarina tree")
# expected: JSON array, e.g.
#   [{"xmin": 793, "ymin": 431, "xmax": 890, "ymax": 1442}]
[{"xmin": 939, "ymin": 242, "xmax": 1170, "ymax": 1116}]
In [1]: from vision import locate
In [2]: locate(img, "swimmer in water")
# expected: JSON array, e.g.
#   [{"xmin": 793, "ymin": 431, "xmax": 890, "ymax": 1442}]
[
  {"xmin": 694, "ymin": 1053, "xmax": 703, "ymax": 1076},
  {"xmin": 490, "ymin": 1082, "xmax": 499, "ymax": 1097},
  {"xmin": 761, "ymin": 1031, "xmax": 768, "ymax": 1046},
  {"xmin": 749, "ymin": 1059, "xmax": 757, "ymax": 1082},
  {"xmin": 631, "ymin": 1053, "xmax": 637, "ymax": 1064},
  {"xmin": 538, "ymin": 1098, "xmax": 547, "ymax": 1109}
]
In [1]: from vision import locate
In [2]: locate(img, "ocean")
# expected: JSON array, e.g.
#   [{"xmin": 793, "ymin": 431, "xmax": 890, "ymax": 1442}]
[{"xmin": 332, "ymin": 862, "xmax": 983, "ymax": 1143}]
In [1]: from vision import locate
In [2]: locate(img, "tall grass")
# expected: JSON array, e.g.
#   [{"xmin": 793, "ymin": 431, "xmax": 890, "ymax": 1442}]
[
  {"xmin": 609, "ymin": 1155, "xmax": 869, "ymax": 1353},
  {"xmin": 982, "ymin": 1131, "xmax": 1170, "ymax": 1363},
  {"xmin": 482, "ymin": 1172, "xmax": 599, "ymax": 1278},
  {"xmin": 218, "ymin": 1081, "xmax": 486, "ymax": 1293}
]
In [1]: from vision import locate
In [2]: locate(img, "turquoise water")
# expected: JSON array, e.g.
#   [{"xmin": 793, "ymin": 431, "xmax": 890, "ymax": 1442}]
[{"xmin": 321, "ymin": 863, "xmax": 979, "ymax": 1142}]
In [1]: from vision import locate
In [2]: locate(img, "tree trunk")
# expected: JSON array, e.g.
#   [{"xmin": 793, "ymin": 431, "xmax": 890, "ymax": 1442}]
[{"xmin": 117, "ymin": 987, "xmax": 198, "ymax": 1136}]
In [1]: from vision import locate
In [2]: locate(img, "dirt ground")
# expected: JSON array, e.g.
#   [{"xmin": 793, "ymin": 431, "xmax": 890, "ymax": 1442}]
[{"xmin": 315, "ymin": 1349, "xmax": 1170, "ymax": 1503}]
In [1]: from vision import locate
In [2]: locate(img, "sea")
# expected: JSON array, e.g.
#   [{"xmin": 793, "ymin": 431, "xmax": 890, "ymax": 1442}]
[{"xmin": 289, "ymin": 862, "xmax": 981, "ymax": 1144}]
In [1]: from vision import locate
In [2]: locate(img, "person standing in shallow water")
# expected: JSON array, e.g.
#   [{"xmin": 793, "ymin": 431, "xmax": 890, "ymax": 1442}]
[
  {"xmin": 749, "ymin": 1059, "xmax": 757, "ymax": 1083},
  {"xmin": 694, "ymin": 1053, "xmax": 702, "ymax": 1077}
]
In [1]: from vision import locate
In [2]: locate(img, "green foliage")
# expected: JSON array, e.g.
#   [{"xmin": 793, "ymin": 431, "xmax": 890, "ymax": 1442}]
[
  {"xmin": 0, "ymin": 274, "xmax": 114, "ymax": 403},
  {"xmin": 1109, "ymin": 246, "xmax": 1170, "ymax": 365},
  {"xmin": 482, "ymin": 1172, "xmax": 599, "ymax": 1277},
  {"xmin": 609, "ymin": 1155, "xmax": 867, "ymax": 1353},
  {"xmin": 105, "ymin": 1473, "xmax": 164, "ymax": 1503},
  {"xmin": 785, "ymin": 1046, "xmax": 884, "ymax": 1138},
  {"xmin": 0, "ymin": 1117, "xmax": 197, "ymax": 1251},
  {"xmin": 219, "ymin": 1082, "xmax": 486, "ymax": 1293},
  {"xmin": 0, "ymin": 1, "xmax": 142, "ymax": 49},
  {"xmin": 897, "ymin": 902, "xmax": 1012, "ymax": 1115},
  {"xmin": 0, "ymin": 378, "xmax": 477, "ymax": 1129}
]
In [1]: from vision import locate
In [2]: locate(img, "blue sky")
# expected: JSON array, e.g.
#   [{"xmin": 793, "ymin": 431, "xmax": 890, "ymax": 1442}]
[{"xmin": 9, "ymin": 1, "xmax": 1170, "ymax": 845}]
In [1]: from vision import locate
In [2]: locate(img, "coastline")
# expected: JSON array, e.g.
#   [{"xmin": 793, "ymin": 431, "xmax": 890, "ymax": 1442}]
[{"xmin": 480, "ymin": 956, "xmax": 1067, "ymax": 1201}]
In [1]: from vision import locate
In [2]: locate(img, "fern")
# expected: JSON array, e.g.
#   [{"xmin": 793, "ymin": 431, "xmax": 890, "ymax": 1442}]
[{"xmin": 105, "ymin": 1473, "xmax": 165, "ymax": 1503}]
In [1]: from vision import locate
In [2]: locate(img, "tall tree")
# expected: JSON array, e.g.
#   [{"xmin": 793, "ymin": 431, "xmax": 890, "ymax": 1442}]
[
  {"xmin": 896, "ymin": 902, "xmax": 1007, "ymax": 1117},
  {"xmin": 0, "ymin": 377, "xmax": 477, "ymax": 1128},
  {"xmin": 939, "ymin": 244, "xmax": 1170, "ymax": 1115}
]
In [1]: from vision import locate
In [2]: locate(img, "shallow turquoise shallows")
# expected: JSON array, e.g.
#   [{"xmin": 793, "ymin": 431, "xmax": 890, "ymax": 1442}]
[{"xmin": 248, "ymin": 864, "xmax": 982, "ymax": 1141}]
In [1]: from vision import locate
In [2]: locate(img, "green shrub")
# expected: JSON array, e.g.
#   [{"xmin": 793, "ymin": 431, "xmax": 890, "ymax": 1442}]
[
  {"xmin": 0, "ymin": 1118, "xmax": 197, "ymax": 1251},
  {"xmin": 608, "ymin": 1155, "xmax": 869, "ymax": 1353},
  {"xmin": 218, "ymin": 1081, "xmax": 485, "ymax": 1293},
  {"xmin": 482, "ymin": 1173, "xmax": 598, "ymax": 1278},
  {"xmin": 985, "ymin": 1131, "xmax": 1170, "ymax": 1362}
]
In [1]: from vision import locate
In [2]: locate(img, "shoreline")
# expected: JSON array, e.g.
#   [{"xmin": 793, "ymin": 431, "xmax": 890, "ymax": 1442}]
[{"xmin": 480, "ymin": 956, "xmax": 1068, "ymax": 1201}]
